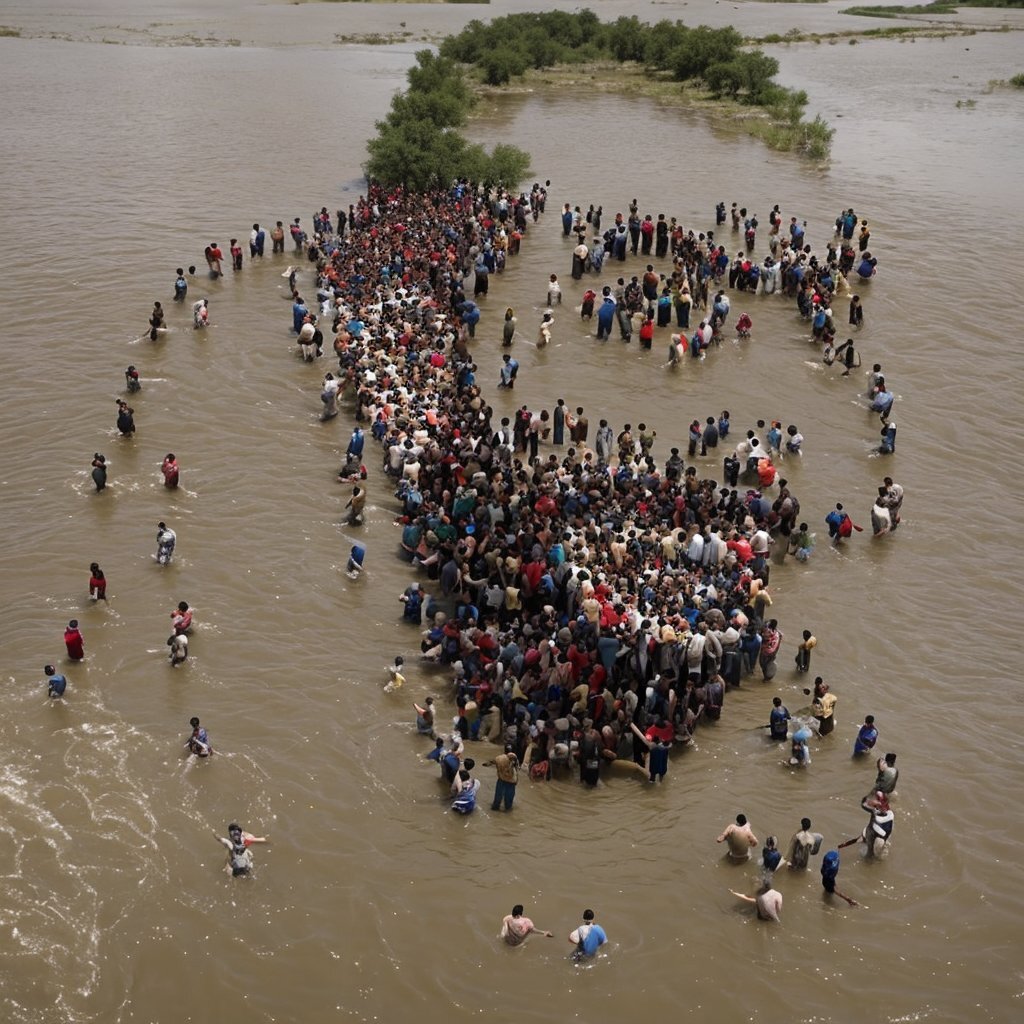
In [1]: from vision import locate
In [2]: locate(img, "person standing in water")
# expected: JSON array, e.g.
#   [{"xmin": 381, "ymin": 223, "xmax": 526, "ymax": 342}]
[
  {"xmin": 787, "ymin": 817, "xmax": 824, "ymax": 870},
  {"xmin": 794, "ymin": 629, "xmax": 816, "ymax": 673},
  {"xmin": 767, "ymin": 696, "xmax": 791, "ymax": 741},
  {"xmin": 854, "ymin": 715, "xmax": 878, "ymax": 756},
  {"xmin": 820, "ymin": 850, "xmax": 858, "ymax": 906},
  {"xmin": 44, "ymin": 664, "xmax": 67, "ymax": 699},
  {"xmin": 116, "ymin": 401, "xmax": 135, "ymax": 437},
  {"xmin": 88, "ymin": 563, "xmax": 107, "ymax": 601},
  {"xmin": 839, "ymin": 792, "xmax": 894, "ymax": 858},
  {"xmin": 502, "ymin": 307, "xmax": 517, "ymax": 347},
  {"xmin": 568, "ymin": 909, "xmax": 607, "ymax": 957},
  {"xmin": 186, "ymin": 716, "xmax": 212, "ymax": 756},
  {"xmin": 91, "ymin": 454, "xmax": 108, "ymax": 492},
  {"xmin": 717, "ymin": 813, "xmax": 758, "ymax": 861},
  {"xmin": 167, "ymin": 632, "xmax": 188, "ymax": 666},
  {"xmin": 170, "ymin": 601, "xmax": 192, "ymax": 635},
  {"xmin": 874, "ymin": 752, "xmax": 899, "ymax": 795},
  {"xmin": 156, "ymin": 521, "xmax": 176, "ymax": 564},
  {"xmin": 501, "ymin": 905, "xmax": 553, "ymax": 946},
  {"xmin": 214, "ymin": 823, "xmax": 268, "ymax": 877},
  {"xmin": 729, "ymin": 884, "xmax": 783, "ymax": 922},
  {"xmin": 173, "ymin": 268, "xmax": 188, "ymax": 303},
  {"xmin": 64, "ymin": 620, "xmax": 84, "ymax": 660},
  {"xmin": 161, "ymin": 453, "xmax": 179, "ymax": 489},
  {"xmin": 808, "ymin": 677, "xmax": 838, "ymax": 736}
]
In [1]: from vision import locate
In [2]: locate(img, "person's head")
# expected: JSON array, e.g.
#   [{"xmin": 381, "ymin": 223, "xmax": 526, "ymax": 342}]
[
  {"xmin": 765, "ymin": 835, "xmax": 777, "ymax": 850},
  {"xmin": 512, "ymin": 904, "xmax": 524, "ymax": 917},
  {"xmin": 176, "ymin": 267, "xmax": 184, "ymax": 276},
  {"xmin": 582, "ymin": 909, "xmax": 595, "ymax": 922},
  {"xmin": 158, "ymin": 521, "xmax": 167, "ymax": 531},
  {"xmin": 865, "ymin": 715, "xmax": 875, "ymax": 725},
  {"xmin": 772, "ymin": 697, "xmax": 782, "ymax": 708},
  {"xmin": 165, "ymin": 453, "xmax": 175, "ymax": 462},
  {"xmin": 69, "ymin": 619, "xmax": 79, "ymax": 629},
  {"xmin": 802, "ymin": 630, "xmax": 812, "ymax": 641},
  {"xmin": 228, "ymin": 823, "xmax": 242, "ymax": 839},
  {"xmin": 801, "ymin": 817, "xmax": 812, "ymax": 831},
  {"xmin": 736, "ymin": 814, "xmax": 747, "ymax": 826},
  {"xmin": 885, "ymin": 752, "xmax": 897, "ymax": 766},
  {"xmin": 177, "ymin": 601, "xmax": 189, "ymax": 613},
  {"xmin": 44, "ymin": 664, "xmax": 55, "ymax": 676}
]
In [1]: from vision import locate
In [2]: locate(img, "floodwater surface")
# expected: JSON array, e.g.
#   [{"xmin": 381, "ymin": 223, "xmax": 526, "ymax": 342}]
[{"xmin": 1, "ymin": 2, "xmax": 1023, "ymax": 1022}]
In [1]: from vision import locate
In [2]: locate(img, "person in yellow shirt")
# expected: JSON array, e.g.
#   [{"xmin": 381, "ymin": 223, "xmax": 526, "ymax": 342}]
[{"xmin": 795, "ymin": 629, "xmax": 817, "ymax": 673}]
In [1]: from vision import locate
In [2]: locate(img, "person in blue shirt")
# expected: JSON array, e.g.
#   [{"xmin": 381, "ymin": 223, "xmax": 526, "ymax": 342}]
[
  {"xmin": 44, "ymin": 665, "xmax": 67, "ymax": 699},
  {"xmin": 768, "ymin": 697, "xmax": 790, "ymax": 741},
  {"xmin": 568, "ymin": 909, "xmax": 607, "ymax": 958},
  {"xmin": 186, "ymin": 716, "xmax": 212, "ymax": 756},
  {"xmin": 450, "ymin": 767, "xmax": 479, "ymax": 815},
  {"xmin": 821, "ymin": 850, "xmax": 858, "ymax": 905},
  {"xmin": 854, "ymin": 715, "xmax": 878, "ymax": 756},
  {"xmin": 498, "ymin": 354, "xmax": 519, "ymax": 389},
  {"xmin": 346, "ymin": 427, "xmax": 365, "ymax": 460},
  {"xmin": 596, "ymin": 295, "xmax": 616, "ymax": 340}
]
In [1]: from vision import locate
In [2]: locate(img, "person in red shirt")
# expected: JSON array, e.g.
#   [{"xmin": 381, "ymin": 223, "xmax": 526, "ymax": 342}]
[
  {"xmin": 639, "ymin": 314, "xmax": 655, "ymax": 350},
  {"xmin": 171, "ymin": 602, "xmax": 193, "ymax": 635},
  {"xmin": 161, "ymin": 453, "xmax": 179, "ymax": 489},
  {"xmin": 646, "ymin": 718, "xmax": 675, "ymax": 745},
  {"xmin": 89, "ymin": 563, "xmax": 107, "ymax": 601},
  {"xmin": 205, "ymin": 242, "xmax": 223, "ymax": 277},
  {"xmin": 229, "ymin": 238, "xmax": 243, "ymax": 271},
  {"xmin": 64, "ymin": 620, "xmax": 84, "ymax": 660}
]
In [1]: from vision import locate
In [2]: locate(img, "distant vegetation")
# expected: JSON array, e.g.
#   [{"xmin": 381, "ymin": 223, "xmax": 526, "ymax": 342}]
[
  {"xmin": 441, "ymin": 11, "xmax": 833, "ymax": 158},
  {"xmin": 842, "ymin": 0, "xmax": 1023, "ymax": 16},
  {"xmin": 364, "ymin": 50, "xmax": 530, "ymax": 188},
  {"xmin": 364, "ymin": 11, "xmax": 837, "ymax": 185},
  {"xmin": 1012, "ymin": 72, "xmax": 1024, "ymax": 85},
  {"xmin": 0, "ymin": 26, "xmax": 22, "ymax": 36}
]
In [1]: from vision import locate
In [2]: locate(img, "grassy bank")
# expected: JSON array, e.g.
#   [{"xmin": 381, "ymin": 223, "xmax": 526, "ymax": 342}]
[
  {"xmin": 753, "ymin": 23, "xmax": 981, "ymax": 41},
  {"xmin": 842, "ymin": 0, "xmax": 1023, "ymax": 16}
]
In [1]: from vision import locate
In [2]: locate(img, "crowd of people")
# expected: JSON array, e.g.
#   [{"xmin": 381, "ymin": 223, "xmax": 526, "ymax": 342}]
[
  {"xmin": 45, "ymin": 175, "xmax": 906, "ymax": 909},
  {"xmin": 263, "ymin": 180, "xmax": 905, "ymax": 900}
]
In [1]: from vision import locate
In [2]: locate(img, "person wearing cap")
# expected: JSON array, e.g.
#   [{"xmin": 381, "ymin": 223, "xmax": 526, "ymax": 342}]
[
  {"xmin": 483, "ymin": 749, "xmax": 519, "ymax": 812},
  {"xmin": 215, "ymin": 823, "xmax": 267, "ymax": 877}
]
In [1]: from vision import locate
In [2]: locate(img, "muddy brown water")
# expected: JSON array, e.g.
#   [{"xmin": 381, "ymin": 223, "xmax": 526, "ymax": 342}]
[{"xmin": 1, "ymin": 2, "xmax": 1023, "ymax": 1021}]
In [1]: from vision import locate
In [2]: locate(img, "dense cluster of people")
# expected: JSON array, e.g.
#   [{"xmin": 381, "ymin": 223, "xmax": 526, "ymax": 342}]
[
  {"xmin": 47, "ymin": 173, "xmax": 906, "ymax": 904},
  {"xmin": 265, "ymin": 180, "xmax": 905, "ymax": 859}
]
